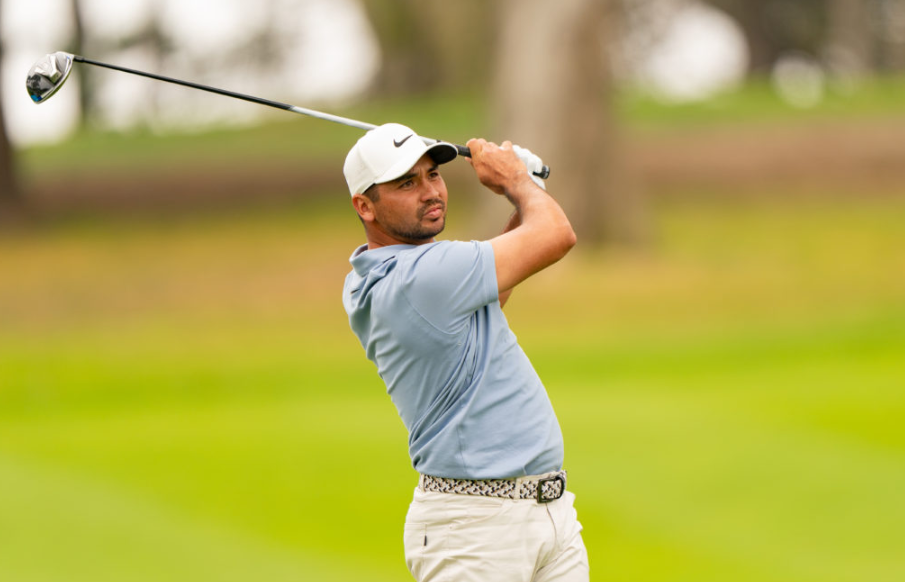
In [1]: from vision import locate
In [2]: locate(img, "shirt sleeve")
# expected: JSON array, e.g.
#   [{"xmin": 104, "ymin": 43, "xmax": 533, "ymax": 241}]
[{"xmin": 400, "ymin": 240, "xmax": 498, "ymax": 333}]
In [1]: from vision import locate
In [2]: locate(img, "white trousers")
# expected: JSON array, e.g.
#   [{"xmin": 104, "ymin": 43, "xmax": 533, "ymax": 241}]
[{"xmin": 403, "ymin": 482, "xmax": 589, "ymax": 581}]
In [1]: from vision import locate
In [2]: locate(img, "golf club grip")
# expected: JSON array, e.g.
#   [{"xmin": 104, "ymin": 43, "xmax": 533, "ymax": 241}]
[{"xmin": 455, "ymin": 145, "xmax": 551, "ymax": 180}]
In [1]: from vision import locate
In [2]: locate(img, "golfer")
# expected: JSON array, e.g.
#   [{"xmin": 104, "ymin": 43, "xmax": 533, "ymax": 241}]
[{"xmin": 342, "ymin": 123, "xmax": 588, "ymax": 581}]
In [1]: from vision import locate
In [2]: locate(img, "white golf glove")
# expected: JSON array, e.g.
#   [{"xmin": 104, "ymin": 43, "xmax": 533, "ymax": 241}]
[{"xmin": 512, "ymin": 144, "xmax": 547, "ymax": 190}]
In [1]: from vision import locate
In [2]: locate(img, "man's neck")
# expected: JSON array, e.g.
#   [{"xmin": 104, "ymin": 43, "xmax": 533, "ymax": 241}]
[{"xmin": 365, "ymin": 228, "xmax": 436, "ymax": 250}]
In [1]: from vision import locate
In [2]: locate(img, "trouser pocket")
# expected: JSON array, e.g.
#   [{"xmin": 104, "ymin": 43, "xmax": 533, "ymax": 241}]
[{"xmin": 403, "ymin": 522, "xmax": 428, "ymax": 580}]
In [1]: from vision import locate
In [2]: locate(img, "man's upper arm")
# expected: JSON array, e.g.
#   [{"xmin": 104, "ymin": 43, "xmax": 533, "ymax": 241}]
[{"xmin": 490, "ymin": 220, "xmax": 573, "ymax": 295}]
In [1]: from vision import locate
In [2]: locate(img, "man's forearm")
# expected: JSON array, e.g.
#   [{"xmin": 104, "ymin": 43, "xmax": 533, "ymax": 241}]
[{"xmin": 504, "ymin": 176, "xmax": 576, "ymax": 268}]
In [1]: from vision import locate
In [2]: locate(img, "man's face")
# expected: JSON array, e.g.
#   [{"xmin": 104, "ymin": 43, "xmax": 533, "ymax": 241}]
[{"xmin": 359, "ymin": 154, "xmax": 448, "ymax": 245}]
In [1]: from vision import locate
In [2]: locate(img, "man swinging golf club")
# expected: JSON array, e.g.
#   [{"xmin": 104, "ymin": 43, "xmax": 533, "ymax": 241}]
[
  {"xmin": 342, "ymin": 123, "xmax": 589, "ymax": 581},
  {"xmin": 27, "ymin": 50, "xmax": 582, "ymax": 578}
]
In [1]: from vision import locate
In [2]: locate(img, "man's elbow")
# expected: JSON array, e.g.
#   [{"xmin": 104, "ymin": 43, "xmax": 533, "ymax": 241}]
[
  {"xmin": 564, "ymin": 226, "xmax": 577, "ymax": 251},
  {"xmin": 556, "ymin": 222, "xmax": 577, "ymax": 258}
]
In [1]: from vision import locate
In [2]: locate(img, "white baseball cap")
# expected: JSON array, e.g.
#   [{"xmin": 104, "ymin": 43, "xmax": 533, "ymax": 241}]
[{"xmin": 343, "ymin": 123, "xmax": 458, "ymax": 196}]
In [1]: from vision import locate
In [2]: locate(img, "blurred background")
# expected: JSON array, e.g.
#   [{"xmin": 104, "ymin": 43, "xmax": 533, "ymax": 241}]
[{"xmin": 1, "ymin": 0, "xmax": 904, "ymax": 581}]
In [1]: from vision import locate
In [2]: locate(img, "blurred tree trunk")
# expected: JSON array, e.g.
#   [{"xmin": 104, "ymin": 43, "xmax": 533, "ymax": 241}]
[
  {"xmin": 415, "ymin": 1, "xmax": 496, "ymax": 92},
  {"xmin": 882, "ymin": 35, "xmax": 905, "ymax": 73},
  {"xmin": 703, "ymin": 0, "xmax": 776, "ymax": 73},
  {"xmin": 0, "ymin": 3, "xmax": 22, "ymax": 214},
  {"xmin": 360, "ymin": 0, "xmax": 494, "ymax": 94},
  {"xmin": 826, "ymin": 0, "xmax": 873, "ymax": 76},
  {"xmin": 68, "ymin": 0, "xmax": 95, "ymax": 126},
  {"xmin": 877, "ymin": 0, "xmax": 905, "ymax": 72},
  {"xmin": 0, "ymin": 90, "xmax": 19, "ymax": 209},
  {"xmin": 704, "ymin": 0, "xmax": 826, "ymax": 74},
  {"xmin": 492, "ymin": 0, "xmax": 649, "ymax": 246},
  {"xmin": 137, "ymin": 5, "xmax": 172, "ymax": 126}
]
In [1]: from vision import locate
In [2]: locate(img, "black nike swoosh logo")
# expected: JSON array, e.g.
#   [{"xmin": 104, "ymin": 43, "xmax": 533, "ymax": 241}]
[{"xmin": 394, "ymin": 135, "xmax": 414, "ymax": 148}]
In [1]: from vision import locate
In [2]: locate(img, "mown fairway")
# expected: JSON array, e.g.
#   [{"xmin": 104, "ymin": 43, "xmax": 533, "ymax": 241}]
[{"xmin": 2, "ymin": 191, "xmax": 904, "ymax": 581}]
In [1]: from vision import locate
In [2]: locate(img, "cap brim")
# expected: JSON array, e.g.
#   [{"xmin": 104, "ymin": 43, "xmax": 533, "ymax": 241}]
[
  {"xmin": 373, "ymin": 142, "xmax": 458, "ymax": 186},
  {"xmin": 426, "ymin": 142, "xmax": 458, "ymax": 165}
]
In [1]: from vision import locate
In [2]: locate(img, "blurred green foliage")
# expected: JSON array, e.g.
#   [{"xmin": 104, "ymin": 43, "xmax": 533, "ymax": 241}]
[
  {"xmin": 19, "ymin": 75, "xmax": 905, "ymax": 176},
  {"xmin": 621, "ymin": 77, "xmax": 905, "ymax": 130}
]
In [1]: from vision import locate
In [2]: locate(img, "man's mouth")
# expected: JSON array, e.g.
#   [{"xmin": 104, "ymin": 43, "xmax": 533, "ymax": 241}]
[{"xmin": 422, "ymin": 204, "xmax": 444, "ymax": 220}]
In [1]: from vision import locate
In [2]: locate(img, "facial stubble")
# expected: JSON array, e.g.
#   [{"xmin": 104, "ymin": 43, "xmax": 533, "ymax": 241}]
[{"xmin": 386, "ymin": 199, "xmax": 446, "ymax": 242}]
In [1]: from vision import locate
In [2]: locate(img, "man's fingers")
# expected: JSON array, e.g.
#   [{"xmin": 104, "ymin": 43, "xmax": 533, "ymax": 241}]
[
  {"xmin": 466, "ymin": 138, "xmax": 487, "ymax": 158},
  {"xmin": 466, "ymin": 138, "xmax": 536, "ymax": 195}
]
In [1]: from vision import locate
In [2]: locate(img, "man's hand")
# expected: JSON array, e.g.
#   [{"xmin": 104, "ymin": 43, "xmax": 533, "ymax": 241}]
[
  {"xmin": 466, "ymin": 139, "xmax": 539, "ymax": 198},
  {"xmin": 512, "ymin": 145, "xmax": 547, "ymax": 190}
]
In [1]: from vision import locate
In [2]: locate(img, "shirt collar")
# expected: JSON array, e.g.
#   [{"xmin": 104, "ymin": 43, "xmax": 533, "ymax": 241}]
[{"xmin": 349, "ymin": 244, "xmax": 414, "ymax": 277}]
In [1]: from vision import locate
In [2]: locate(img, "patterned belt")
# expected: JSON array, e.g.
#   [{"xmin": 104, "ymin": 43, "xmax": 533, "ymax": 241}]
[{"xmin": 419, "ymin": 470, "xmax": 567, "ymax": 504}]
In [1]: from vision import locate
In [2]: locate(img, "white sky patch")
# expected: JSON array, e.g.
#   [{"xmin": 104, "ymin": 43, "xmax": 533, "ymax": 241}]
[
  {"xmin": 81, "ymin": 0, "xmax": 153, "ymax": 39},
  {"xmin": 288, "ymin": 0, "xmax": 380, "ymax": 100},
  {"xmin": 638, "ymin": 1, "xmax": 748, "ymax": 102},
  {"xmin": 2, "ymin": 0, "xmax": 380, "ymax": 146},
  {"xmin": 2, "ymin": 0, "xmax": 71, "ymax": 46},
  {"xmin": 160, "ymin": 0, "xmax": 268, "ymax": 56}
]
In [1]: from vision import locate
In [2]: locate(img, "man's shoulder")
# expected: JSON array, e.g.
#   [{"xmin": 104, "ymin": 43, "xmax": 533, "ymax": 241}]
[
  {"xmin": 404, "ymin": 240, "xmax": 497, "ymax": 303},
  {"xmin": 403, "ymin": 239, "xmax": 489, "ymax": 264},
  {"xmin": 347, "ymin": 240, "xmax": 493, "ymax": 295},
  {"xmin": 346, "ymin": 239, "xmax": 498, "ymax": 329}
]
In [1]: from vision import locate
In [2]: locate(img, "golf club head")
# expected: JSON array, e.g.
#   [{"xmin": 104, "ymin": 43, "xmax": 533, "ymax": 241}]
[{"xmin": 26, "ymin": 52, "xmax": 75, "ymax": 104}]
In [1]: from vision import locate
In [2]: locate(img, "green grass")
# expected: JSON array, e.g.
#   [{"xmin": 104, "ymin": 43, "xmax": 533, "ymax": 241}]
[
  {"xmin": 6, "ymin": 80, "xmax": 905, "ymax": 580},
  {"xmin": 2, "ymin": 191, "xmax": 904, "ymax": 581}
]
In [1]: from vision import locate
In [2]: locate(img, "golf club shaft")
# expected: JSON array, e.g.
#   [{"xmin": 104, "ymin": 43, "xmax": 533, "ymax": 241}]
[
  {"xmin": 72, "ymin": 55, "xmax": 550, "ymax": 179},
  {"xmin": 74, "ymin": 56, "xmax": 378, "ymax": 131}
]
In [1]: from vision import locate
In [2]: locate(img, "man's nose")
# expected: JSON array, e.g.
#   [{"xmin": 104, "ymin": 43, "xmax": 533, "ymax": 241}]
[{"xmin": 421, "ymin": 179, "xmax": 439, "ymax": 199}]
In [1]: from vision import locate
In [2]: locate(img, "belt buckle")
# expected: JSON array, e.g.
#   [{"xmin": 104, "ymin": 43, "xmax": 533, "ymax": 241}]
[{"xmin": 536, "ymin": 473, "xmax": 565, "ymax": 504}]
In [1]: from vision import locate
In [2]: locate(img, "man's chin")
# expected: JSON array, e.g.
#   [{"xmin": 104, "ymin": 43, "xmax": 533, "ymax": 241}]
[
  {"xmin": 418, "ymin": 215, "xmax": 446, "ymax": 238},
  {"xmin": 384, "ymin": 214, "xmax": 447, "ymax": 243},
  {"xmin": 426, "ymin": 219, "xmax": 446, "ymax": 238},
  {"xmin": 390, "ymin": 226, "xmax": 444, "ymax": 244}
]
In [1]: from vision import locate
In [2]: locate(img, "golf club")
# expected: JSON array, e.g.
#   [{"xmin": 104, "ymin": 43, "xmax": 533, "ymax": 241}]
[{"xmin": 26, "ymin": 51, "xmax": 551, "ymax": 180}]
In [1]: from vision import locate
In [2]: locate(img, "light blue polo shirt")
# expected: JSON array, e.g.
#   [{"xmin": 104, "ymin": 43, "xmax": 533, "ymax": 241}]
[{"xmin": 342, "ymin": 240, "xmax": 564, "ymax": 480}]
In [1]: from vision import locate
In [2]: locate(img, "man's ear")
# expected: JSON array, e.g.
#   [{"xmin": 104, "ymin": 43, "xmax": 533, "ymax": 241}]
[{"xmin": 352, "ymin": 193, "xmax": 375, "ymax": 223}]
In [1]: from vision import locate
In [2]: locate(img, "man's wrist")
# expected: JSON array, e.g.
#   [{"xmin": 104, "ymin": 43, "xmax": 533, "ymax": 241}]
[{"xmin": 502, "ymin": 173, "xmax": 541, "ymax": 203}]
